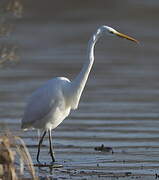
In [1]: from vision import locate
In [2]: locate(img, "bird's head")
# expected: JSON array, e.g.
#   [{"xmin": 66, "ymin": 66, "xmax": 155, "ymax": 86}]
[{"xmin": 97, "ymin": 25, "xmax": 139, "ymax": 44}]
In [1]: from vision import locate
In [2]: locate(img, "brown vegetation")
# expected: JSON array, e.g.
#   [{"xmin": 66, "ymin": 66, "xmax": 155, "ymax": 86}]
[
  {"xmin": 0, "ymin": 134, "xmax": 38, "ymax": 180},
  {"xmin": 0, "ymin": 0, "xmax": 23, "ymax": 66}
]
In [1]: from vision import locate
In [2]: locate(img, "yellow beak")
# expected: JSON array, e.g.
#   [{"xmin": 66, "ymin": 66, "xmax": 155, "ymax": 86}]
[{"xmin": 115, "ymin": 31, "xmax": 139, "ymax": 44}]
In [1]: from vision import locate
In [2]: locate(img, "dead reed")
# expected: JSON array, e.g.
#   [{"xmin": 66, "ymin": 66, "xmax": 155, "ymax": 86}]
[
  {"xmin": 0, "ymin": 134, "xmax": 38, "ymax": 180},
  {"xmin": 0, "ymin": 0, "xmax": 23, "ymax": 66}
]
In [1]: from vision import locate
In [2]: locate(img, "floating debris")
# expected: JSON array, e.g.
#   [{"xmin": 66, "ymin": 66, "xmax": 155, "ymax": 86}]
[{"xmin": 94, "ymin": 144, "xmax": 114, "ymax": 153}]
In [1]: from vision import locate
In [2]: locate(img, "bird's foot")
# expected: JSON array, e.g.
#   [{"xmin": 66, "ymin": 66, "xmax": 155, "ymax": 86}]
[
  {"xmin": 34, "ymin": 162, "xmax": 63, "ymax": 168},
  {"xmin": 34, "ymin": 161, "xmax": 48, "ymax": 167},
  {"xmin": 50, "ymin": 161, "xmax": 63, "ymax": 168},
  {"xmin": 37, "ymin": 160, "xmax": 43, "ymax": 165}
]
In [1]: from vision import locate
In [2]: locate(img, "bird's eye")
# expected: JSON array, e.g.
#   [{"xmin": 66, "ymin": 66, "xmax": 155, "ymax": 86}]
[{"xmin": 109, "ymin": 31, "xmax": 114, "ymax": 34}]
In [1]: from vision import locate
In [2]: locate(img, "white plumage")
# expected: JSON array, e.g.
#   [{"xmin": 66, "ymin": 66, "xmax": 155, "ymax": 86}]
[
  {"xmin": 21, "ymin": 25, "xmax": 138, "ymax": 164},
  {"xmin": 22, "ymin": 77, "xmax": 71, "ymax": 130}
]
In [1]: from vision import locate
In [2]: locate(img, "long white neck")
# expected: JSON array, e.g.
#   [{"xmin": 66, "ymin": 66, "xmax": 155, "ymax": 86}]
[{"xmin": 69, "ymin": 29, "xmax": 101, "ymax": 109}]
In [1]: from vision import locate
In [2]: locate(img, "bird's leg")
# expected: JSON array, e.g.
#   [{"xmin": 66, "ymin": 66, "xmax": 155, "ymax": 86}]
[
  {"xmin": 37, "ymin": 130, "xmax": 46, "ymax": 164},
  {"xmin": 48, "ymin": 129, "xmax": 55, "ymax": 163}
]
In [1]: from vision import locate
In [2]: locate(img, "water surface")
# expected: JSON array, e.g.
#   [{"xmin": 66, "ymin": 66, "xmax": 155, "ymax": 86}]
[{"xmin": 0, "ymin": 1, "xmax": 159, "ymax": 179}]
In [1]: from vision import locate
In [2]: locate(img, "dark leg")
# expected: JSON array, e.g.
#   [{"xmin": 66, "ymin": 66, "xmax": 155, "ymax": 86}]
[
  {"xmin": 37, "ymin": 130, "xmax": 47, "ymax": 163},
  {"xmin": 48, "ymin": 129, "xmax": 55, "ymax": 162}
]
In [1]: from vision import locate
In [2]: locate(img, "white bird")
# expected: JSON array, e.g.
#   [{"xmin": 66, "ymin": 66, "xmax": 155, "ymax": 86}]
[{"xmin": 21, "ymin": 25, "xmax": 138, "ymax": 164}]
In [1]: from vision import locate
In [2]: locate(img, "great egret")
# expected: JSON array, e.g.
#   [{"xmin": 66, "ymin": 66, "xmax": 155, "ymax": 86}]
[{"xmin": 21, "ymin": 25, "xmax": 138, "ymax": 164}]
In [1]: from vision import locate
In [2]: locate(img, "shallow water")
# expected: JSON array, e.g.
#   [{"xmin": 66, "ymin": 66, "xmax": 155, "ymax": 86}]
[{"xmin": 0, "ymin": 0, "xmax": 159, "ymax": 179}]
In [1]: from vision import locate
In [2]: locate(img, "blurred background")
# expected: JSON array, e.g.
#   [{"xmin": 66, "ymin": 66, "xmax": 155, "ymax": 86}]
[{"xmin": 0, "ymin": 0, "xmax": 159, "ymax": 179}]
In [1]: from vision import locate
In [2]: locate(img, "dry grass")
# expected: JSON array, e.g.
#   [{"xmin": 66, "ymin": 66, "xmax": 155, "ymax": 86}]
[
  {"xmin": 0, "ymin": 45, "xmax": 19, "ymax": 67},
  {"xmin": 0, "ymin": 134, "xmax": 38, "ymax": 180},
  {"xmin": 0, "ymin": 0, "xmax": 23, "ymax": 18},
  {"xmin": 0, "ymin": 0, "xmax": 23, "ymax": 66},
  {"xmin": 0, "ymin": 1, "xmax": 38, "ymax": 179}
]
